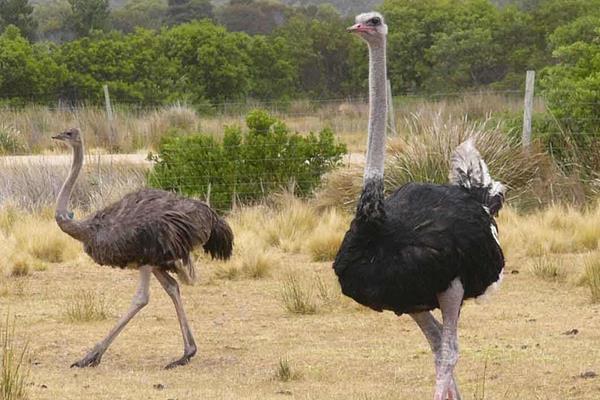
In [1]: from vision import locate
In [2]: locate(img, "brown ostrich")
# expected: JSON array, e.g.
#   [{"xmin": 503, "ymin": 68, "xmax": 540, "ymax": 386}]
[{"xmin": 53, "ymin": 128, "xmax": 233, "ymax": 369}]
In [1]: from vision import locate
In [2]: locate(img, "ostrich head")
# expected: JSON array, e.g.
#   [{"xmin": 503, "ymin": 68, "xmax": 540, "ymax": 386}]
[
  {"xmin": 347, "ymin": 12, "xmax": 388, "ymax": 44},
  {"xmin": 52, "ymin": 128, "xmax": 82, "ymax": 148}
]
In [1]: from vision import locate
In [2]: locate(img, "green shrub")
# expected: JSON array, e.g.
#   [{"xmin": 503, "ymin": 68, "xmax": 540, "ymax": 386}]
[{"xmin": 148, "ymin": 110, "xmax": 346, "ymax": 210}]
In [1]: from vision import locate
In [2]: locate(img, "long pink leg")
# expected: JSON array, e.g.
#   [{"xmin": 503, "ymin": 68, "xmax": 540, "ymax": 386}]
[
  {"xmin": 433, "ymin": 278, "xmax": 464, "ymax": 400},
  {"xmin": 153, "ymin": 268, "xmax": 197, "ymax": 369},
  {"xmin": 71, "ymin": 265, "xmax": 152, "ymax": 368},
  {"xmin": 411, "ymin": 311, "xmax": 461, "ymax": 400}
]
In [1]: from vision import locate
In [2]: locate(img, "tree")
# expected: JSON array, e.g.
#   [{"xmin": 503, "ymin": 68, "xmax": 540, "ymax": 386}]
[
  {"xmin": 0, "ymin": 26, "xmax": 66, "ymax": 101},
  {"xmin": 67, "ymin": 0, "xmax": 110, "ymax": 37},
  {"xmin": 0, "ymin": 0, "xmax": 37, "ymax": 40},
  {"xmin": 112, "ymin": 0, "xmax": 167, "ymax": 33},
  {"xmin": 166, "ymin": 0, "xmax": 213, "ymax": 26},
  {"xmin": 33, "ymin": 0, "xmax": 74, "ymax": 42},
  {"xmin": 216, "ymin": 0, "xmax": 288, "ymax": 35}
]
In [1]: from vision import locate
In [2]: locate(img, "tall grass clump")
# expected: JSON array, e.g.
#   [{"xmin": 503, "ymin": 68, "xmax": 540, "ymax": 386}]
[
  {"xmin": 65, "ymin": 290, "xmax": 109, "ymax": 322},
  {"xmin": 530, "ymin": 257, "xmax": 566, "ymax": 282},
  {"xmin": 12, "ymin": 217, "xmax": 79, "ymax": 263},
  {"xmin": 306, "ymin": 208, "xmax": 349, "ymax": 261},
  {"xmin": 584, "ymin": 257, "xmax": 600, "ymax": 303},
  {"xmin": 280, "ymin": 273, "xmax": 317, "ymax": 315},
  {"xmin": 316, "ymin": 113, "xmax": 543, "ymax": 211},
  {"xmin": 274, "ymin": 357, "xmax": 301, "ymax": 382},
  {"xmin": 0, "ymin": 125, "xmax": 27, "ymax": 155},
  {"xmin": 1, "ymin": 316, "xmax": 29, "ymax": 400}
]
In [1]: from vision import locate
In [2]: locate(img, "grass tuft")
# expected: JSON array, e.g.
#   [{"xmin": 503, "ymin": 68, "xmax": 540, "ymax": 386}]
[
  {"xmin": 584, "ymin": 257, "xmax": 600, "ymax": 303},
  {"xmin": 65, "ymin": 290, "xmax": 109, "ymax": 322},
  {"xmin": 239, "ymin": 251, "xmax": 277, "ymax": 279},
  {"xmin": 1, "ymin": 315, "xmax": 29, "ymax": 400},
  {"xmin": 306, "ymin": 208, "xmax": 348, "ymax": 262},
  {"xmin": 280, "ymin": 273, "xmax": 317, "ymax": 315},
  {"xmin": 9, "ymin": 257, "xmax": 29, "ymax": 278},
  {"xmin": 274, "ymin": 357, "xmax": 301, "ymax": 382},
  {"xmin": 530, "ymin": 257, "xmax": 566, "ymax": 282}
]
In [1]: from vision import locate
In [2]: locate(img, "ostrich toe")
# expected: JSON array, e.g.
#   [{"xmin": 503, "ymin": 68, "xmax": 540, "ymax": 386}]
[
  {"xmin": 164, "ymin": 347, "xmax": 197, "ymax": 369},
  {"xmin": 71, "ymin": 348, "xmax": 103, "ymax": 368}
]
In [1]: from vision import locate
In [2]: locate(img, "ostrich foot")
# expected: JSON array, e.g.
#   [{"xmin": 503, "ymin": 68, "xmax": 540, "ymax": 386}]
[
  {"xmin": 71, "ymin": 347, "xmax": 104, "ymax": 368},
  {"xmin": 164, "ymin": 347, "xmax": 196, "ymax": 369}
]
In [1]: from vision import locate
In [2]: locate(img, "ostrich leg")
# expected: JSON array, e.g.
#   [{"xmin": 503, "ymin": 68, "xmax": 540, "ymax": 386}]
[
  {"xmin": 153, "ymin": 268, "xmax": 197, "ymax": 369},
  {"xmin": 71, "ymin": 265, "xmax": 152, "ymax": 368},
  {"xmin": 433, "ymin": 278, "xmax": 464, "ymax": 400},
  {"xmin": 410, "ymin": 312, "xmax": 461, "ymax": 400}
]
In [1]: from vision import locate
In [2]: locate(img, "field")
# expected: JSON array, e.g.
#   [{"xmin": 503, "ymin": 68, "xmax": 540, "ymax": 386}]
[
  {"xmin": 0, "ymin": 201, "xmax": 599, "ymax": 399},
  {"xmin": 1, "ymin": 95, "xmax": 600, "ymax": 400}
]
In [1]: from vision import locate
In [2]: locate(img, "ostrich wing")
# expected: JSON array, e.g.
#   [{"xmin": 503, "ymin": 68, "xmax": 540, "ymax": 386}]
[{"xmin": 81, "ymin": 189, "xmax": 216, "ymax": 268}]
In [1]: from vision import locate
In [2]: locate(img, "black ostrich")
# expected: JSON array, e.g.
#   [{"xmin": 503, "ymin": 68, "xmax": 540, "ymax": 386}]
[
  {"xmin": 53, "ymin": 128, "xmax": 233, "ymax": 369},
  {"xmin": 333, "ymin": 13, "xmax": 505, "ymax": 400}
]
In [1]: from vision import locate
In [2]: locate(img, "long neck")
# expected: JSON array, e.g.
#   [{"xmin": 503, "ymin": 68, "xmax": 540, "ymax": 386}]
[
  {"xmin": 364, "ymin": 38, "xmax": 388, "ymax": 184},
  {"xmin": 355, "ymin": 37, "xmax": 387, "ymax": 224},
  {"xmin": 55, "ymin": 144, "xmax": 87, "ymax": 241}
]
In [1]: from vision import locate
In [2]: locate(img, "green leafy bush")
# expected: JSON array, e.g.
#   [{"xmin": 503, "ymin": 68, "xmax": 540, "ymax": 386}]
[{"xmin": 148, "ymin": 110, "xmax": 346, "ymax": 210}]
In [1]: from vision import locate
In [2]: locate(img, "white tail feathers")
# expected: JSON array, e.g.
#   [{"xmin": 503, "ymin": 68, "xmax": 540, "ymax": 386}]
[{"xmin": 450, "ymin": 139, "xmax": 506, "ymax": 211}]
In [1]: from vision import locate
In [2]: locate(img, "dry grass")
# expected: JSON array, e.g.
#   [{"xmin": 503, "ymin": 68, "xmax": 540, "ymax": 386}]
[
  {"xmin": 0, "ymin": 157, "xmax": 147, "ymax": 212},
  {"xmin": 306, "ymin": 208, "xmax": 349, "ymax": 262},
  {"xmin": 274, "ymin": 357, "xmax": 301, "ymax": 382},
  {"xmin": 280, "ymin": 272, "xmax": 318, "ymax": 315},
  {"xmin": 1, "ymin": 195, "xmax": 600, "ymax": 399},
  {"xmin": 65, "ymin": 290, "xmax": 110, "ymax": 323},
  {"xmin": 583, "ymin": 256, "xmax": 600, "ymax": 303},
  {"xmin": 10, "ymin": 216, "xmax": 80, "ymax": 263},
  {"xmin": 498, "ymin": 204, "xmax": 600, "ymax": 260},
  {"xmin": 530, "ymin": 257, "xmax": 567, "ymax": 282},
  {"xmin": 0, "ymin": 315, "xmax": 29, "ymax": 400},
  {"xmin": 316, "ymin": 112, "xmax": 546, "ymax": 212}
]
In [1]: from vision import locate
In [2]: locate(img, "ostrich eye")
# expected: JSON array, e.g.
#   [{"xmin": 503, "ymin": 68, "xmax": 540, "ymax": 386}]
[{"xmin": 370, "ymin": 17, "xmax": 381, "ymax": 25}]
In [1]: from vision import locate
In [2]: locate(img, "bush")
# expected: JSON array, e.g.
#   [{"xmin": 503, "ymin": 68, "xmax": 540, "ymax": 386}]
[
  {"xmin": 148, "ymin": 109, "xmax": 346, "ymax": 210},
  {"xmin": 0, "ymin": 125, "xmax": 27, "ymax": 155}
]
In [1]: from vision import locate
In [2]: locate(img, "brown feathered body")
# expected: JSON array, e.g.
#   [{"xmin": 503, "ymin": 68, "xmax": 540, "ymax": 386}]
[{"xmin": 59, "ymin": 188, "xmax": 233, "ymax": 272}]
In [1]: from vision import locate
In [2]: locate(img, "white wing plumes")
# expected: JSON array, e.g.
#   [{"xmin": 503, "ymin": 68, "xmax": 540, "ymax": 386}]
[{"xmin": 449, "ymin": 138, "xmax": 506, "ymax": 214}]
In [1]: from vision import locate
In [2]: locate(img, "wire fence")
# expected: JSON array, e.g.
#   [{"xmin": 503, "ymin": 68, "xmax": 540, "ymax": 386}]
[{"xmin": 1, "ymin": 85, "xmax": 599, "ymax": 211}]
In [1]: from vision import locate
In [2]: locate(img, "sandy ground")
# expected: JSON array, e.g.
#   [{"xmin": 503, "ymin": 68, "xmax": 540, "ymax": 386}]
[{"xmin": 2, "ymin": 248, "xmax": 599, "ymax": 400}]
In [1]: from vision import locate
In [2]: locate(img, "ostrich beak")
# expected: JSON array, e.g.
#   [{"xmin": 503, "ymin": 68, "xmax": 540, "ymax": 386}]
[
  {"xmin": 347, "ymin": 23, "xmax": 371, "ymax": 33},
  {"xmin": 52, "ymin": 132, "xmax": 67, "ymax": 141}
]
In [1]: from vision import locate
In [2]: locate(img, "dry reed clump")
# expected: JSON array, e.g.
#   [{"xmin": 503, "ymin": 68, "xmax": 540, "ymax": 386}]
[
  {"xmin": 315, "ymin": 112, "xmax": 544, "ymax": 211},
  {"xmin": 583, "ymin": 256, "xmax": 600, "ymax": 303},
  {"xmin": 0, "ymin": 315, "xmax": 29, "ymax": 400},
  {"xmin": 65, "ymin": 290, "xmax": 110, "ymax": 322}
]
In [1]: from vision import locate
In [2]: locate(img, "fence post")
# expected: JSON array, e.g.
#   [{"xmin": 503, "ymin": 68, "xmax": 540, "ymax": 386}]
[
  {"xmin": 522, "ymin": 70, "xmax": 535, "ymax": 150},
  {"xmin": 386, "ymin": 79, "xmax": 397, "ymax": 136},
  {"xmin": 103, "ymin": 84, "xmax": 117, "ymax": 148},
  {"xmin": 103, "ymin": 84, "xmax": 113, "ymax": 122}
]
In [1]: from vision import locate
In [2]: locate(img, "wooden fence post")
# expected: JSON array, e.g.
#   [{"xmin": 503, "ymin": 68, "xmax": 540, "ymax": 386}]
[
  {"xmin": 103, "ymin": 84, "xmax": 117, "ymax": 148},
  {"xmin": 522, "ymin": 70, "xmax": 535, "ymax": 150}
]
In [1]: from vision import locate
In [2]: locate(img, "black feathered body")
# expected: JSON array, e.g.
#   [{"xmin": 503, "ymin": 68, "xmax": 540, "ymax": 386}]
[
  {"xmin": 333, "ymin": 182, "xmax": 504, "ymax": 315},
  {"xmin": 75, "ymin": 188, "xmax": 233, "ymax": 271}
]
